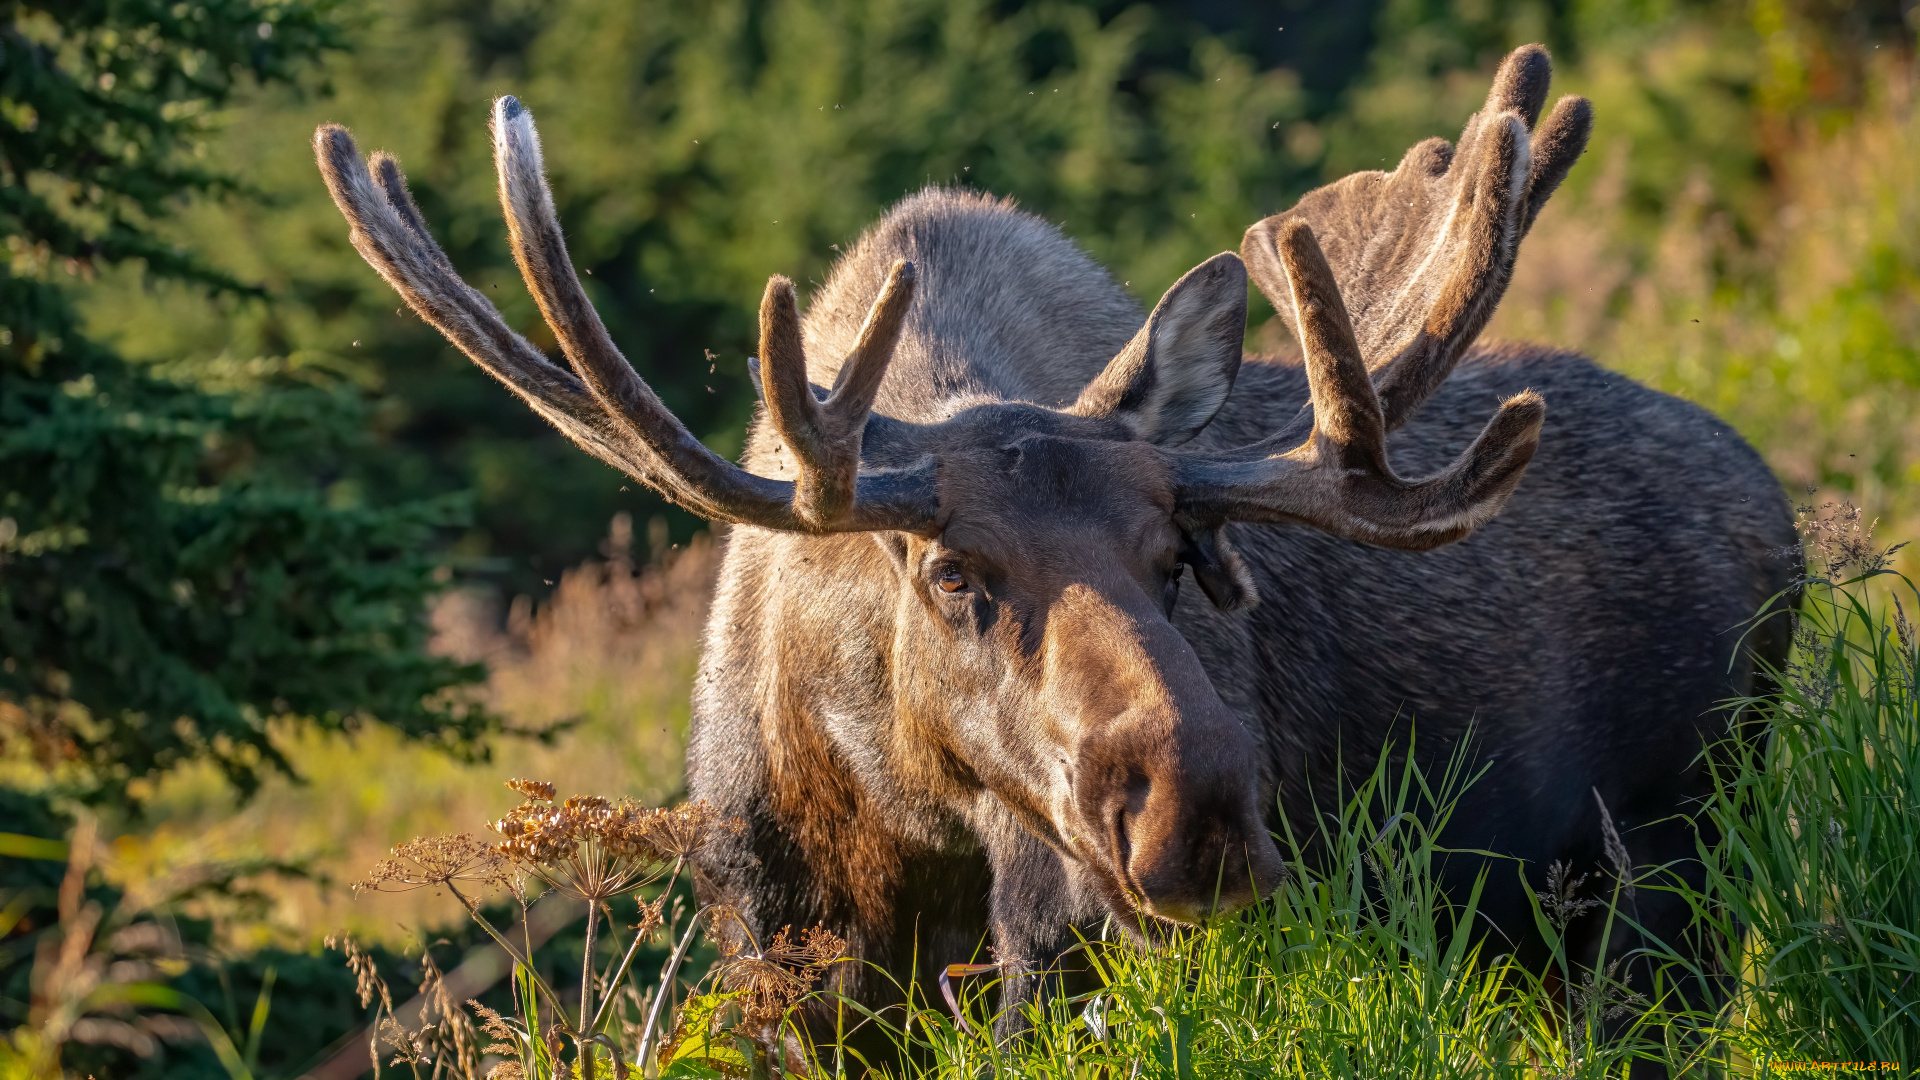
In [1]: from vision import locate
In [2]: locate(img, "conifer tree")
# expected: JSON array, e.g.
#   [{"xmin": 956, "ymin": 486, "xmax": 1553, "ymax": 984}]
[{"xmin": 0, "ymin": 0, "xmax": 489, "ymax": 802}]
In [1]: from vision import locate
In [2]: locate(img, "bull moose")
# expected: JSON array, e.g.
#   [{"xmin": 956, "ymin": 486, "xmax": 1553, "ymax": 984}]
[{"xmin": 316, "ymin": 43, "xmax": 1793, "ymax": 1056}]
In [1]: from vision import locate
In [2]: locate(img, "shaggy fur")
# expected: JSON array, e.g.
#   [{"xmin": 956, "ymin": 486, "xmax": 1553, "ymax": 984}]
[{"xmin": 315, "ymin": 46, "xmax": 1793, "ymax": 1068}]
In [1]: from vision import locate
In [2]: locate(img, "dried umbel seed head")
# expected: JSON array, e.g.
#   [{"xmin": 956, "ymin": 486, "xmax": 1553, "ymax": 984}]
[
  {"xmin": 491, "ymin": 794, "xmax": 673, "ymax": 900},
  {"xmin": 505, "ymin": 777, "xmax": 556, "ymax": 802},
  {"xmin": 716, "ymin": 923, "xmax": 849, "ymax": 1022},
  {"xmin": 491, "ymin": 800, "xmax": 579, "ymax": 866},
  {"xmin": 633, "ymin": 800, "xmax": 742, "ymax": 862},
  {"xmin": 490, "ymin": 792, "xmax": 747, "ymax": 901},
  {"xmin": 354, "ymin": 834, "xmax": 512, "ymax": 896}
]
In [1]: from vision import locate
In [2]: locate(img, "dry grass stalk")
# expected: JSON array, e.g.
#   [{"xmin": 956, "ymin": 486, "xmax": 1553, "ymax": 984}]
[{"xmin": 339, "ymin": 780, "xmax": 756, "ymax": 1080}]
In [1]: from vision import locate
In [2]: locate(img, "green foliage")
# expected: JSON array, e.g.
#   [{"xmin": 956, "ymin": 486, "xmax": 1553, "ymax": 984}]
[
  {"xmin": 1681, "ymin": 565, "xmax": 1920, "ymax": 1061},
  {"xmin": 0, "ymin": 0, "xmax": 337, "ymax": 287},
  {"xmin": 657, "ymin": 991, "xmax": 750, "ymax": 1077},
  {"xmin": 840, "ymin": 749, "xmax": 1669, "ymax": 1078},
  {"xmin": 0, "ymin": 0, "xmax": 489, "ymax": 802}
]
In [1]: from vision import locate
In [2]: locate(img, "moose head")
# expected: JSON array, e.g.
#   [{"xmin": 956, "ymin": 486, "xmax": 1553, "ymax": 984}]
[{"xmin": 315, "ymin": 43, "xmax": 1584, "ymax": 929}]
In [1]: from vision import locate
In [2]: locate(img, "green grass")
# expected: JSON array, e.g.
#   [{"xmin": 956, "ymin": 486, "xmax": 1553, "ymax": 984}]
[
  {"xmin": 835, "ymin": 754, "xmax": 1649, "ymax": 1079},
  {"xmin": 1680, "ymin": 565, "xmax": 1920, "ymax": 1065},
  {"xmin": 808, "ymin": 564, "xmax": 1920, "ymax": 1079}
]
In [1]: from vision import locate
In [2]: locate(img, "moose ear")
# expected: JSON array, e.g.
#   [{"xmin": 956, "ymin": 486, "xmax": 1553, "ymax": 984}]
[{"xmin": 1072, "ymin": 253, "xmax": 1247, "ymax": 446}]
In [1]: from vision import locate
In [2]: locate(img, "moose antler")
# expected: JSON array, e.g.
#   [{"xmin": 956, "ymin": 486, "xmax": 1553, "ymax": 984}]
[
  {"xmin": 314, "ymin": 98, "xmax": 935, "ymax": 534},
  {"xmin": 1175, "ymin": 221, "xmax": 1545, "ymax": 550},
  {"xmin": 1243, "ymin": 44, "xmax": 1591, "ymax": 435},
  {"xmin": 1170, "ymin": 45, "xmax": 1580, "ymax": 553}
]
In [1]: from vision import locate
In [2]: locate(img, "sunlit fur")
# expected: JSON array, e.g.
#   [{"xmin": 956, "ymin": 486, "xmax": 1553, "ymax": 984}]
[{"xmin": 315, "ymin": 45, "xmax": 1795, "ymax": 1063}]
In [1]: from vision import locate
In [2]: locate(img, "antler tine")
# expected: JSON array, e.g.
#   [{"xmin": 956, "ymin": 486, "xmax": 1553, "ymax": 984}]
[
  {"xmin": 1176, "ymin": 221, "xmax": 1545, "ymax": 551},
  {"xmin": 1230, "ymin": 115, "xmax": 1528, "ymax": 460},
  {"xmin": 485, "ymin": 97, "xmax": 935, "ymax": 533},
  {"xmin": 1457, "ymin": 43, "xmax": 1593, "ymax": 235},
  {"xmin": 367, "ymin": 153, "xmax": 452, "ymax": 273},
  {"xmin": 317, "ymin": 110, "xmax": 934, "ymax": 535},
  {"xmin": 314, "ymin": 124, "xmax": 662, "ymax": 486},
  {"xmin": 1368, "ymin": 108, "xmax": 1529, "ymax": 430},
  {"xmin": 1458, "ymin": 42, "xmax": 1552, "ymax": 158},
  {"xmin": 1281, "ymin": 222, "xmax": 1387, "ymax": 474},
  {"xmin": 755, "ymin": 260, "xmax": 918, "ymax": 527},
  {"xmin": 488, "ymin": 97, "xmax": 765, "ymax": 522},
  {"xmin": 1524, "ymin": 94, "xmax": 1593, "ymax": 233},
  {"xmin": 1240, "ymin": 43, "xmax": 1589, "ymax": 444}
]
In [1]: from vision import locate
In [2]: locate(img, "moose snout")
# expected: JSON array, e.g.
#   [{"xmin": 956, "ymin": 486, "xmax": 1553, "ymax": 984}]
[{"xmin": 1074, "ymin": 734, "xmax": 1284, "ymax": 924}]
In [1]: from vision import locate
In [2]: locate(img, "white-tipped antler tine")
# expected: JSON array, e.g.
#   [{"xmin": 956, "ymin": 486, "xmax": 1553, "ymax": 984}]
[
  {"xmin": 314, "ymin": 124, "xmax": 659, "ymax": 484},
  {"xmin": 485, "ymin": 96, "xmax": 934, "ymax": 532},
  {"xmin": 318, "ymin": 108, "xmax": 934, "ymax": 534},
  {"xmin": 489, "ymin": 98, "xmax": 694, "ymax": 470},
  {"xmin": 1173, "ymin": 219, "xmax": 1545, "ymax": 551},
  {"xmin": 490, "ymin": 97, "xmax": 930, "ymax": 532}
]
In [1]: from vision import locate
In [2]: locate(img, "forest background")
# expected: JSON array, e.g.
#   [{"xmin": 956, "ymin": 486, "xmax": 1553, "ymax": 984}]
[{"xmin": 4, "ymin": 0, "xmax": 1919, "ymax": 1073}]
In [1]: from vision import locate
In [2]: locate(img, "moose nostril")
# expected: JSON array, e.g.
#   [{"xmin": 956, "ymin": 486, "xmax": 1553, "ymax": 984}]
[{"xmin": 1110, "ymin": 801, "xmax": 1132, "ymax": 876}]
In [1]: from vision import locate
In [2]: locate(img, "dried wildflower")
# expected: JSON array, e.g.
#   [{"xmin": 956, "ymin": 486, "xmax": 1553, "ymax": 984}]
[
  {"xmin": 414, "ymin": 950, "xmax": 482, "ymax": 1076},
  {"xmin": 326, "ymin": 932, "xmax": 391, "ymax": 1013},
  {"xmin": 355, "ymin": 833, "xmax": 513, "ymax": 895},
  {"xmin": 506, "ymin": 777, "xmax": 556, "ymax": 802},
  {"xmin": 491, "ymin": 793, "xmax": 678, "ymax": 900},
  {"xmin": 379, "ymin": 1016, "xmax": 427, "ymax": 1064},
  {"xmin": 632, "ymin": 894, "xmax": 668, "ymax": 942},
  {"xmin": 1789, "ymin": 500, "xmax": 1906, "ymax": 583},
  {"xmin": 470, "ymin": 999, "xmax": 515, "ymax": 1041},
  {"xmin": 640, "ymin": 799, "xmax": 743, "ymax": 861},
  {"xmin": 1535, "ymin": 860, "xmax": 1601, "ymax": 932},
  {"xmin": 470, "ymin": 999, "xmax": 520, "ymax": 1056},
  {"xmin": 717, "ymin": 923, "xmax": 849, "ymax": 1022}
]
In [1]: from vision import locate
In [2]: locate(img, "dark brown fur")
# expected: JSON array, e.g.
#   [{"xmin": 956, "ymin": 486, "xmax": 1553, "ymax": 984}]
[{"xmin": 314, "ymin": 48, "xmax": 1792, "ymax": 1069}]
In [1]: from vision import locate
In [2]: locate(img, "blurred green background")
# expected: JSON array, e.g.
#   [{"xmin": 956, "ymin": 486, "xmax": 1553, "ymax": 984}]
[{"xmin": 6, "ymin": 0, "xmax": 1920, "ymax": 1073}]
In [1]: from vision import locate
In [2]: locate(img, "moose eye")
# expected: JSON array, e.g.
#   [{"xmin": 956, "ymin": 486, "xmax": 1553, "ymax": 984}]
[{"xmin": 937, "ymin": 567, "xmax": 967, "ymax": 594}]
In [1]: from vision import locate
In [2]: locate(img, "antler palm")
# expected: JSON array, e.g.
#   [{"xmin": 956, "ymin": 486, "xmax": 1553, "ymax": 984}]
[{"xmin": 1243, "ymin": 44, "xmax": 1592, "ymax": 433}]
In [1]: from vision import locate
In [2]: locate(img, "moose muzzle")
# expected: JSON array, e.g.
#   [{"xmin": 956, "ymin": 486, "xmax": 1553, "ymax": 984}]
[
  {"xmin": 1071, "ymin": 718, "xmax": 1283, "ymax": 924},
  {"xmin": 1045, "ymin": 582, "xmax": 1283, "ymax": 924}
]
